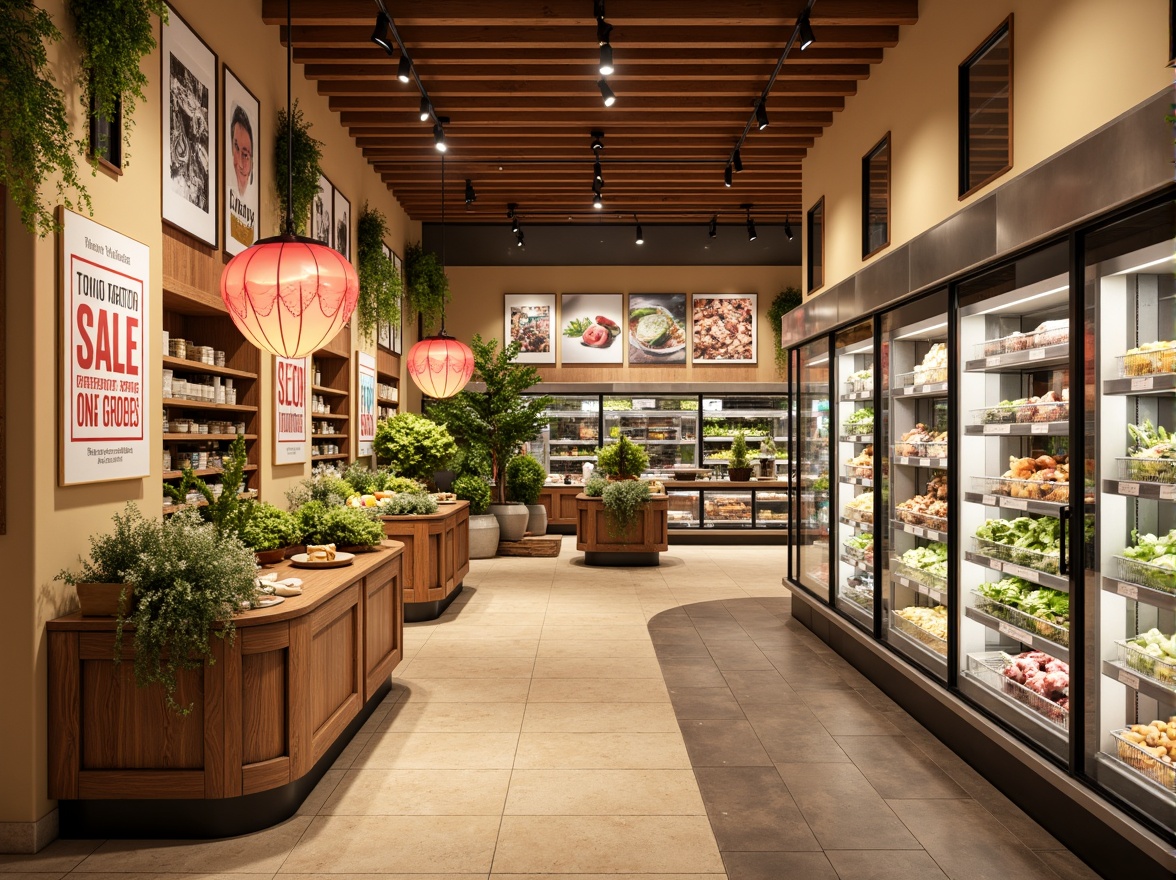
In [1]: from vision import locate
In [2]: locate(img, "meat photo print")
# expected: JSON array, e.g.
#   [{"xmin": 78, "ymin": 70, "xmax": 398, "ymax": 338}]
[
  {"xmin": 692, "ymin": 293, "xmax": 758, "ymax": 363},
  {"xmin": 559, "ymin": 293, "xmax": 624, "ymax": 364}
]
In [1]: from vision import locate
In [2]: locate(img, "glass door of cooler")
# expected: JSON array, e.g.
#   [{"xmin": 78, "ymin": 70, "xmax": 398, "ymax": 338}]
[
  {"xmin": 1086, "ymin": 201, "xmax": 1176, "ymax": 835},
  {"xmin": 538, "ymin": 394, "xmax": 601, "ymax": 480},
  {"xmin": 793, "ymin": 337, "xmax": 832, "ymax": 598},
  {"xmin": 881, "ymin": 293, "xmax": 950, "ymax": 679},
  {"xmin": 602, "ymin": 394, "xmax": 699, "ymax": 472},
  {"xmin": 700, "ymin": 394, "xmax": 789, "ymax": 480},
  {"xmin": 834, "ymin": 321, "xmax": 876, "ymax": 631},
  {"xmin": 956, "ymin": 243, "xmax": 1074, "ymax": 761}
]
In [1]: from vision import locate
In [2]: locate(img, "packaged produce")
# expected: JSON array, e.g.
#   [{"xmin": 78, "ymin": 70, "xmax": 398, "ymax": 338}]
[
  {"xmin": 1121, "ymin": 420, "xmax": 1176, "ymax": 483},
  {"xmin": 895, "ymin": 423, "xmax": 948, "ymax": 458},
  {"xmin": 894, "ymin": 542, "xmax": 948, "ymax": 585},
  {"xmin": 973, "ymin": 517, "xmax": 1062, "ymax": 573},
  {"xmin": 1116, "ymin": 529, "xmax": 1176, "ymax": 593},
  {"xmin": 846, "ymin": 445, "xmax": 873, "ymax": 477},
  {"xmin": 896, "ymin": 604, "xmax": 948, "ymax": 642},
  {"xmin": 897, "ymin": 473, "xmax": 948, "ymax": 528},
  {"xmin": 1121, "ymin": 341, "xmax": 1176, "ymax": 377},
  {"xmin": 973, "ymin": 577, "xmax": 1069, "ymax": 645},
  {"xmin": 1120, "ymin": 628, "xmax": 1176, "ymax": 683},
  {"xmin": 842, "ymin": 407, "xmax": 874, "ymax": 436}
]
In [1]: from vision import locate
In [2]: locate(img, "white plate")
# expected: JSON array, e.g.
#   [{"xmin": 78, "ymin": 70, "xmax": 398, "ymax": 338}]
[{"xmin": 290, "ymin": 551, "xmax": 356, "ymax": 569}]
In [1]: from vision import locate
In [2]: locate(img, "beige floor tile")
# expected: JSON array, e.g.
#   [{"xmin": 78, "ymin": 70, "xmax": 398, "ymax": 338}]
[
  {"xmin": 493, "ymin": 875, "xmax": 723, "ymax": 880},
  {"xmin": 75, "ymin": 818, "xmax": 312, "ymax": 873},
  {"xmin": 75, "ymin": 875, "xmax": 272, "ymax": 880},
  {"xmin": 535, "ymin": 639, "xmax": 656, "ymax": 659},
  {"xmin": 514, "ymin": 731, "xmax": 690, "ymax": 769},
  {"xmin": 522, "ymin": 702, "xmax": 679, "ymax": 733},
  {"xmin": 438, "ymin": 612, "xmax": 548, "ymax": 627},
  {"xmin": 394, "ymin": 678, "xmax": 531, "ymax": 703},
  {"xmin": 504, "ymin": 769, "xmax": 705, "ymax": 815},
  {"xmin": 492, "ymin": 816, "xmax": 723, "ymax": 874},
  {"xmin": 295, "ymin": 767, "xmax": 348, "ymax": 816},
  {"xmin": 327, "ymin": 733, "xmax": 372, "ymax": 771},
  {"xmin": 542, "ymin": 612, "xmax": 652, "ymax": 627},
  {"xmin": 396, "ymin": 657, "xmax": 536, "ymax": 679},
  {"xmin": 425, "ymin": 625, "xmax": 543, "ymax": 641},
  {"xmin": 540, "ymin": 625, "xmax": 652, "ymax": 640},
  {"xmin": 279, "ymin": 815, "xmax": 499, "ymax": 874},
  {"xmin": 282, "ymin": 875, "xmax": 484, "ymax": 880},
  {"xmin": 0, "ymin": 839, "xmax": 100, "ymax": 873},
  {"xmin": 321, "ymin": 768, "xmax": 511, "ymax": 815},
  {"xmin": 356, "ymin": 731, "xmax": 519, "ymax": 769},
  {"xmin": 531, "ymin": 657, "xmax": 663, "ymax": 679},
  {"xmin": 381, "ymin": 701, "xmax": 525, "ymax": 733},
  {"xmin": 413, "ymin": 638, "xmax": 540, "ymax": 658},
  {"xmin": 526, "ymin": 678, "xmax": 669, "ymax": 703}
]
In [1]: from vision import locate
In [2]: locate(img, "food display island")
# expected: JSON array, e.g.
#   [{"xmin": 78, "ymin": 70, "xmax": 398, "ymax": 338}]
[
  {"xmin": 380, "ymin": 501, "xmax": 470, "ymax": 622},
  {"xmin": 575, "ymin": 493, "xmax": 669, "ymax": 566},
  {"xmin": 47, "ymin": 544, "xmax": 404, "ymax": 838}
]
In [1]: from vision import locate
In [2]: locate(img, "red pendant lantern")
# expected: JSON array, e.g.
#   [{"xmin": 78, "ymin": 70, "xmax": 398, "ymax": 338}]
[
  {"xmin": 407, "ymin": 331, "xmax": 474, "ymax": 399},
  {"xmin": 220, "ymin": 234, "xmax": 358, "ymax": 358}
]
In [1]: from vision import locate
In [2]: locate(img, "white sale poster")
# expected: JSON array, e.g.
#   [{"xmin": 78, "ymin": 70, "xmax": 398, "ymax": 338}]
[
  {"xmin": 357, "ymin": 352, "xmax": 376, "ymax": 457},
  {"xmin": 60, "ymin": 210, "xmax": 151, "ymax": 486},
  {"xmin": 274, "ymin": 356, "xmax": 308, "ymax": 463}
]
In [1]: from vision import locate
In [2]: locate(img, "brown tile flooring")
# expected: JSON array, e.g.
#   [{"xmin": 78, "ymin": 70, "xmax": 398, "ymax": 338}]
[{"xmin": 1, "ymin": 540, "xmax": 1103, "ymax": 879}]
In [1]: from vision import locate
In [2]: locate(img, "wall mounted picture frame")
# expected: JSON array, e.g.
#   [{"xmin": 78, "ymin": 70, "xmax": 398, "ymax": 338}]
[
  {"xmin": 691, "ymin": 293, "xmax": 757, "ymax": 363},
  {"xmin": 161, "ymin": 4, "xmax": 218, "ymax": 247},
  {"xmin": 559, "ymin": 293, "xmax": 624, "ymax": 364},
  {"xmin": 391, "ymin": 251, "xmax": 403, "ymax": 354},
  {"xmin": 505, "ymin": 293, "xmax": 555, "ymax": 364},
  {"xmin": 223, "ymin": 66, "xmax": 259, "ymax": 257},
  {"xmin": 627, "ymin": 293, "xmax": 687, "ymax": 365},
  {"xmin": 333, "ymin": 187, "xmax": 351, "ymax": 260},
  {"xmin": 311, "ymin": 174, "xmax": 333, "ymax": 246}
]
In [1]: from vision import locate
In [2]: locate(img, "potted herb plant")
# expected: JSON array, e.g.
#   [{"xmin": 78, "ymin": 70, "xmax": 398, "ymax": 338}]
[
  {"xmin": 758, "ymin": 436, "xmax": 778, "ymax": 479},
  {"xmin": 425, "ymin": 335, "xmax": 552, "ymax": 542},
  {"xmin": 575, "ymin": 444, "xmax": 667, "ymax": 565},
  {"xmin": 56, "ymin": 503, "xmax": 158, "ymax": 616},
  {"xmin": 295, "ymin": 501, "xmax": 385, "ymax": 550},
  {"xmin": 728, "ymin": 430, "xmax": 753, "ymax": 482},
  {"xmin": 505, "ymin": 453, "xmax": 547, "ymax": 535},
  {"xmin": 454, "ymin": 474, "xmax": 498, "ymax": 558},
  {"xmin": 240, "ymin": 502, "xmax": 300, "ymax": 564},
  {"xmin": 373, "ymin": 412, "xmax": 458, "ymax": 486},
  {"xmin": 594, "ymin": 434, "xmax": 650, "ymax": 480},
  {"xmin": 601, "ymin": 479, "xmax": 651, "ymax": 537}
]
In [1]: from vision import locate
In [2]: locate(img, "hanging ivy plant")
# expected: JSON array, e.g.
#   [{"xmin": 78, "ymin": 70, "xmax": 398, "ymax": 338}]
[
  {"xmin": 356, "ymin": 204, "xmax": 402, "ymax": 343},
  {"xmin": 0, "ymin": 1, "xmax": 91, "ymax": 236},
  {"xmin": 404, "ymin": 240, "xmax": 450, "ymax": 333},
  {"xmin": 274, "ymin": 99, "xmax": 322, "ymax": 236},
  {"xmin": 767, "ymin": 286, "xmax": 803, "ymax": 377},
  {"xmin": 67, "ymin": 0, "xmax": 167, "ymax": 165}
]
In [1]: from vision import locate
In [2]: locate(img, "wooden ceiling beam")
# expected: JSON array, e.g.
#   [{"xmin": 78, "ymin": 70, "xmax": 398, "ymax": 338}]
[
  {"xmin": 315, "ymin": 79, "xmax": 857, "ymax": 98},
  {"xmin": 303, "ymin": 63, "xmax": 872, "ymax": 82},
  {"xmin": 357, "ymin": 134, "xmax": 817, "ymax": 147},
  {"xmin": 343, "ymin": 110, "xmax": 835, "ymax": 127},
  {"xmin": 294, "ymin": 46, "xmax": 886, "ymax": 65},
  {"xmin": 330, "ymin": 94, "xmax": 843, "ymax": 111}
]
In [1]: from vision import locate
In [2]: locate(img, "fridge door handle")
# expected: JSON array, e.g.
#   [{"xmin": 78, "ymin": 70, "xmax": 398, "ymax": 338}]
[{"xmin": 1058, "ymin": 505, "xmax": 1070, "ymax": 576}]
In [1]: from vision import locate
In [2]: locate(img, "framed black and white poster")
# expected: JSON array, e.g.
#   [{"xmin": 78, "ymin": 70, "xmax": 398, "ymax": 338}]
[
  {"xmin": 311, "ymin": 174, "xmax": 333, "ymax": 246},
  {"xmin": 377, "ymin": 244, "xmax": 393, "ymax": 350},
  {"xmin": 333, "ymin": 187, "xmax": 351, "ymax": 260},
  {"xmin": 161, "ymin": 4, "xmax": 218, "ymax": 247},
  {"xmin": 223, "ymin": 66, "xmax": 259, "ymax": 257}
]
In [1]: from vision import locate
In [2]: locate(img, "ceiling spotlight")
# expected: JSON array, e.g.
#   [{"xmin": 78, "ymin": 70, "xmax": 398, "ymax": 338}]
[
  {"xmin": 708, "ymin": 215, "xmax": 718, "ymax": 238},
  {"xmin": 598, "ymin": 79, "xmax": 616, "ymax": 107},
  {"xmin": 516, "ymin": 229, "xmax": 525, "ymax": 248},
  {"xmin": 744, "ymin": 205, "xmax": 757, "ymax": 241},
  {"xmin": 755, "ymin": 99, "xmax": 769, "ymax": 130},
  {"xmin": 419, "ymin": 97, "xmax": 432, "ymax": 122},
  {"xmin": 593, "ymin": 160, "xmax": 603, "ymax": 184},
  {"xmin": 433, "ymin": 122, "xmax": 447, "ymax": 153},
  {"xmin": 634, "ymin": 216, "xmax": 644, "ymax": 245},
  {"xmin": 591, "ymin": 130, "xmax": 604, "ymax": 152},
  {"xmin": 593, "ymin": 191, "xmax": 604, "ymax": 209},
  {"xmin": 785, "ymin": 215, "xmax": 794, "ymax": 241},
  {"xmin": 732, "ymin": 148, "xmax": 743, "ymax": 173},
  {"xmin": 464, "ymin": 179, "xmax": 476, "ymax": 205},
  {"xmin": 397, "ymin": 54, "xmax": 412, "ymax": 83},
  {"xmin": 797, "ymin": 13, "xmax": 816, "ymax": 50},
  {"xmin": 592, "ymin": 176, "xmax": 603, "ymax": 196},
  {"xmin": 370, "ymin": 12, "xmax": 394, "ymax": 55},
  {"xmin": 508, "ymin": 203, "xmax": 521, "ymax": 234},
  {"xmin": 599, "ymin": 43, "xmax": 614, "ymax": 76},
  {"xmin": 724, "ymin": 164, "xmax": 732, "ymax": 187}
]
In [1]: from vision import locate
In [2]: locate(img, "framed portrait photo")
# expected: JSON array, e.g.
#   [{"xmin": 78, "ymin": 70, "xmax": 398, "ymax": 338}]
[
  {"xmin": 223, "ymin": 66, "xmax": 259, "ymax": 257},
  {"xmin": 692, "ymin": 293, "xmax": 757, "ymax": 363},
  {"xmin": 161, "ymin": 4, "xmax": 218, "ymax": 247},
  {"xmin": 559, "ymin": 293, "xmax": 624, "ymax": 365},
  {"xmin": 310, "ymin": 175, "xmax": 333, "ymax": 247},
  {"xmin": 505, "ymin": 294, "xmax": 555, "ymax": 364},
  {"xmin": 333, "ymin": 188, "xmax": 351, "ymax": 260}
]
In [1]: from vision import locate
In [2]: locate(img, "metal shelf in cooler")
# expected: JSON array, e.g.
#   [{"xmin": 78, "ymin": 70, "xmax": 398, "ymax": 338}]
[
  {"xmin": 1101, "ymin": 576, "xmax": 1176, "ymax": 611},
  {"xmin": 892, "ymin": 382, "xmax": 949, "ymax": 399},
  {"xmin": 891, "ymin": 519, "xmax": 949, "ymax": 543},
  {"xmin": 964, "ymin": 605, "xmax": 1070, "ymax": 663},
  {"xmin": 893, "ymin": 455, "xmax": 949, "ymax": 468},
  {"xmin": 890, "ymin": 570, "xmax": 947, "ymax": 606},
  {"xmin": 1094, "ymin": 751, "xmax": 1176, "ymax": 814},
  {"xmin": 839, "ymin": 553, "xmax": 872, "ymax": 573},
  {"xmin": 1101, "ymin": 660, "xmax": 1176, "ymax": 706},
  {"xmin": 1103, "ymin": 373, "xmax": 1176, "ymax": 396},
  {"xmin": 964, "ymin": 344, "xmax": 1070, "ymax": 373},
  {"xmin": 959, "ymin": 663, "xmax": 1069, "ymax": 758},
  {"xmin": 840, "ymin": 475, "xmax": 874, "ymax": 487},
  {"xmin": 1103, "ymin": 478, "xmax": 1176, "ymax": 501},
  {"xmin": 963, "ymin": 550, "xmax": 1070, "ymax": 591},
  {"xmin": 840, "ymin": 391, "xmax": 874, "ymax": 401},
  {"xmin": 887, "ymin": 616, "xmax": 948, "ymax": 678},
  {"xmin": 964, "ymin": 422, "xmax": 1070, "ymax": 436},
  {"xmin": 837, "ymin": 593, "xmax": 873, "ymax": 629},
  {"xmin": 963, "ymin": 491, "xmax": 1067, "ymax": 518}
]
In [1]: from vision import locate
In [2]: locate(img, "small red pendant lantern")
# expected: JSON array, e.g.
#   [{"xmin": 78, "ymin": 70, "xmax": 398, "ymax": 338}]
[{"xmin": 407, "ymin": 331, "xmax": 474, "ymax": 399}]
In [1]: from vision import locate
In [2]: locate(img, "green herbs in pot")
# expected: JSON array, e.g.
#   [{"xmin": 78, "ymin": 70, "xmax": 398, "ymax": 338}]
[
  {"xmin": 376, "ymin": 493, "xmax": 440, "ymax": 516},
  {"xmin": 601, "ymin": 479, "xmax": 651, "ymax": 536},
  {"xmin": 240, "ymin": 503, "xmax": 300, "ymax": 552},
  {"xmin": 583, "ymin": 473, "xmax": 608, "ymax": 497},
  {"xmin": 296, "ymin": 501, "xmax": 384, "ymax": 548}
]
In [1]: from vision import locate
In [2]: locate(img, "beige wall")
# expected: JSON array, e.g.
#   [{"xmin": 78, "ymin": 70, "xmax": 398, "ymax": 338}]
[
  {"xmin": 801, "ymin": 0, "xmax": 1172, "ymax": 297},
  {"xmin": 0, "ymin": 0, "xmax": 415, "ymax": 835},
  {"xmin": 403, "ymin": 265, "xmax": 801, "ymax": 413}
]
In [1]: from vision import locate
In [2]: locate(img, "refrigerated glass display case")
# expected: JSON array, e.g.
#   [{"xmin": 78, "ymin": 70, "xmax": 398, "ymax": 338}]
[
  {"xmin": 834, "ymin": 321, "xmax": 876, "ymax": 630},
  {"xmin": 533, "ymin": 394, "xmax": 601, "ymax": 478},
  {"xmin": 1086, "ymin": 203, "xmax": 1176, "ymax": 833},
  {"xmin": 602, "ymin": 394, "xmax": 699, "ymax": 469},
  {"xmin": 794, "ymin": 338, "xmax": 831, "ymax": 596},
  {"xmin": 881, "ymin": 293, "xmax": 950, "ymax": 680},
  {"xmin": 701, "ymin": 394, "xmax": 789, "ymax": 478}
]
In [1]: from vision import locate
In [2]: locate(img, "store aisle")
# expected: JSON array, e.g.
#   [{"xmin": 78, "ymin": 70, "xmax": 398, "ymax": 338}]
[{"xmin": 2, "ymin": 540, "xmax": 1101, "ymax": 879}]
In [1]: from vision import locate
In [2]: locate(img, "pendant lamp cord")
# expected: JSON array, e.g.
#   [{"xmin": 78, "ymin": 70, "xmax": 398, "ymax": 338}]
[
  {"xmin": 439, "ymin": 152, "xmax": 447, "ymax": 335},
  {"xmin": 283, "ymin": 0, "xmax": 294, "ymax": 236}
]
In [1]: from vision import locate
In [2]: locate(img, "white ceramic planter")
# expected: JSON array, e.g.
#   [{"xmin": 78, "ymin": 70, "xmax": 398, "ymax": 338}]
[
  {"xmin": 525, "ymin": 503, "xmax": 548, "ymax": 536},
  {"xmin": 468, "ymin": 514, "xmax": 501, "ymax": 558},
  {"xmin": 490, "ymin": 503, "xmax": 529, "ymax": 542}
]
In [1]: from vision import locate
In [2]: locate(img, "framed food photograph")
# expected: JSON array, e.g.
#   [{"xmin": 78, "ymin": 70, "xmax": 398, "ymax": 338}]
[
  {"xmin": 310, "ymin": 174, "xmax": 333, "ymax": 246},
  {"xmin": 505, "ymin": 294, "xmax": 555, "ymax": 363},
  {"xmin": 692, "ymin": 293, "xmax": 757, "ymax": 363},
  {"xmin": 223, "ymin": 66, "xmax": 259, "ymax": 257},
  {"xmin": 559, "ymin": 293, "xmax": 624, "ymax": 364},
  {"xmin": 333, "ymin": 187, "xmax": 351, "ymax": 260},
  {"xmin": 391, "ymin": 251, "xmax": 403, "ymax": 353},
  {"xmin": 161, "ymin": 4, "xmax": 218, "ymax": 246},
  {"xmin": 627, "ymin": 293, "xmax": 687, "ymax": 365}
]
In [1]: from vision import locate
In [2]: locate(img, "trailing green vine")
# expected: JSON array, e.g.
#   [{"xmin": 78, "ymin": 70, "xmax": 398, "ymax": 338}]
[
  {"xmin": 356, "ymin": 204, "xmax": 402, "ymax": 342},
  {"xmin": 766, "ymin": 286, "xmax": 803, "ymax": 377},
  {"xmin": 404, "ymin": 240, "xmax": 450, "ymax": 333},
  {"xmin": 274, "ymin": 99, "xmax": 322, "ymax": 235},
  {"xmin": 67, "ymin": 0, "xmax": 167, "ymax": 165},
  {"xmin": 0, "ymin": 1, "xmax": 91, "ymax": 236}
]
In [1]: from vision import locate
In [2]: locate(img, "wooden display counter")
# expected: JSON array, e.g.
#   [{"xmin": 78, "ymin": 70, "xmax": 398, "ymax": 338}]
[
  {"xmin": 539, "ymin": 484, "xmax": 583, "ymax": 530},
  {"xmin": 575, "ymin": 493, "xmax": 669, "ymax": 566},
  {"xmin": 381, "ymin": 500, "xmax": 469, "ymax": 622},
  {"xmin": 47, "ymin": 542, "xmax": 404, "ymax": 838}
]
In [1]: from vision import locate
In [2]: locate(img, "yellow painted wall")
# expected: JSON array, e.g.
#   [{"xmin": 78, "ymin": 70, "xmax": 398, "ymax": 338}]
[
  {"xmin": 801, "ymin": 0, "xmax": 1172, "ymax": 297},
  {"xmin": 402, "ymin": 265, "xmax": 801, "ymax": 413},
  {"xmin": 0, "ymin": 0, "xmax": 415, "ymax": 834}
]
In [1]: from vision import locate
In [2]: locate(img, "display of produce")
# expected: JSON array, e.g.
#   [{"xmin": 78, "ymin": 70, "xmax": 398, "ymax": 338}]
[
  {"xmin": 1120, "ymin": 340, "xmax": 1176, "ymax": 376},
  {"xmin": 973, "ymin": 517, "xmax": 1062, "ymax": 573},
  {"xmin": 978, "ymin": 389, "xmax": 1069, "ymax": 424},
  {"xmin": 979, "ymin": 319, "xmax": 1069, "ymax": 357},
  {"xmin": 998, "ymin": 650, "xmax": 1070, "ymax": 717},
  {"xmin": 1116, "ymin": 529, "xmax": 1176, "ymax": 593},
  {"xmin": 1122, "ymin": 420, "xmax": 1176, "ymax": 482},
  {"xmin": 846, "ymin": 368, "xmax": 873, "ymax": 392},
  {"xmin": 894, "ymin": 542, "xmax": 948, "ymax": 583},
  {"xmin": 896, "ymin": 604, "xmax": 948, "ymax": 640},
  {"xmin": 895, "ymin": 424, "xmax": 948, "ymax": 457},
  {"xmin": 846, "ymin": 446, "xmax": 873, "ymax": 477},
  {"xmin": 842, "ymin": 407, "xmax": 874, "ymax": 435},
  {"xmin": 973, "ymin": 577, "xmax": 1069, "ymax": 646},
  {"xmin": 901, "ymin": 342, "xmax": 948, "ymax": 386},
  {"xmin": 897, "ymin": 473, "xmax": 948, "ymax": 528},
  {"xmin": 979, "ymin": 454, "xmax": 1069, "ymax": 501},
  {"xmin": 843, "ymin": 491, "xmax": 874, "ymax": 523},
  {"xmin": 843, "ymin": 532, "xmax": 873, "ymax": 563},
  {"xmin": 1120, "ymin": 629, "xmax": 1176, "ymax": 684},
  {"xmin": 1112, "ymin": 720, "xmax": 1176, "ymax": 791}
]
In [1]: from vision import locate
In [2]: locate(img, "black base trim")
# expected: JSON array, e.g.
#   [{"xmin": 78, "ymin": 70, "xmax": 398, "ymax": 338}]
[
  {"xmin": 58, "ymin": 680, "xmax": 392, "ymax": 840},
  {"xmin": 404, "ymin": 583, "xmax": 464, "ymax": 622},
  {"xmin": 584, "ymin": 551, "xmax": 660, "ymax": 566}
]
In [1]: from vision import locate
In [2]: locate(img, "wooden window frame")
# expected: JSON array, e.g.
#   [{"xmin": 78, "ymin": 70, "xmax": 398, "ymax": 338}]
[
  {"xmin": 861, "ymin": 132, "xmax": 891, "ymax": 259},
  {"xmin": 807, "ymin": 196, "xmax": 825, "ymax": 294},
  {"xmin": 958, "ymin": 15, "xmax": 1013, "ymax": 200},
  {"xmin": 88, "ymin": 90, "xmax": 123, "ymax": 177}
]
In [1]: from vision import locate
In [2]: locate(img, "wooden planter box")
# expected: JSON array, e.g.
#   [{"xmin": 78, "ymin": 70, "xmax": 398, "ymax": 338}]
[
  {"xmin": 539, "ymin": 485, "xmax": 584, "ymax": 531},
  {"xmin": 574, "ymin": 494, "xmax": 669, "ymax": 566},
  {"xmin": 380, "ymin": 500, "xmax": 470, "ymax": 621}
]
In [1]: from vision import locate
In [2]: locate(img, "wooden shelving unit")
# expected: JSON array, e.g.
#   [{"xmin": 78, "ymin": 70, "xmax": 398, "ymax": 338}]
[
  {"xmin": 311, "ymin": 329, "xmax": 351, "ymax": 464},
  {"xmin": 376, "ymin": 348, "xmax": 400, "ymax": 422}
]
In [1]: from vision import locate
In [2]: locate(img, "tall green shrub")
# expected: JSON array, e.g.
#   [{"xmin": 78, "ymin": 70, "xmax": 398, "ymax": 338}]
[{"xmin": 356, "ymin": 204, "xmax": 401, "ymax": 342}]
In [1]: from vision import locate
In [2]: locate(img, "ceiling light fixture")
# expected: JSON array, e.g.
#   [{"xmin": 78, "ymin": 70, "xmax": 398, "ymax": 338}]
[
  {"xmin": 709, "ymin": 215, "xmax": 718, "ymax": 238},
  {"xmin": 593, "ymin": 160, "xmax": 603, "ymax": 184},
  {"xmin": 464, "ymin": 178, "xmax": 476, "ymax": 205},
  {"xmin": 516, "ymin": 229, "xmax": 525, "ymax": 248},
  {"xmin": 593, "ymin": 191, "xmax": 604, "ymax": 209},
  {"xmin": 634, "ymin": 215, "xmax": 644, "ymax": 245},
  {"xmin": 599, "ymin": 43, "xmax": 614, "ymax": 76},
  {"xmin": 419, "ymin": 97, "xmax": 432, "ymax": 122},
  {"xmin": 397, "ymin": 54, "xmax": 412, "ymax": 83},
  {"xmin": 785, "ymin": 215, "xmax": 794, "ymax": 240},
  {"xmin": 508, "ymin": 203, "xmax": 520, "ymax": 233},
  {"xmin": 744, "ymin": 204, "xmax": 757, "ymax": 241},
  {"xmin": 732, "ymin": 148, "xmax": 743, "ymax": 173},
  {"xmin": 755, "ymin": 99, "xmax": 769, "ymax": 130},
  {"xmin": 724, "ymin": 164, "xmax": 732, "ymax": 187},
  {"xmin": 433, "ymin": 122, "xmax": 447, "ymax": 152},
  {"xmin": 797, "ymin": 13, "xmax": 816, "ymax": 50},
  {"xmin": 591, "ymin": 131, "xmax": 604, "ymax": 152},
  {"xmin": 598, "ymin": 79, "xmax": 616, "ymax": 107},
  {"xmin": 370, "ymin": 11, "xmax": 394, "ymax": 55}
]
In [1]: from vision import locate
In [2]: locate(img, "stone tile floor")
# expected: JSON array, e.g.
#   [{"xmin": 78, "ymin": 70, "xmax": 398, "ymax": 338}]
[{"xmin": 1, "ymin": 539, "xmax": 1103, "ymax": 879}]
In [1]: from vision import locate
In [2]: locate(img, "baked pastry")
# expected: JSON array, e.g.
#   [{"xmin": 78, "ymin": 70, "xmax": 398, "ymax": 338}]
[{"xmin": 306, "ymin": 543, "xmax": 337, "ymax": 562}]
